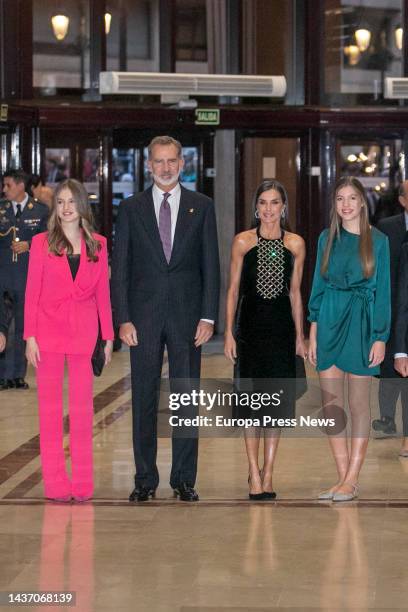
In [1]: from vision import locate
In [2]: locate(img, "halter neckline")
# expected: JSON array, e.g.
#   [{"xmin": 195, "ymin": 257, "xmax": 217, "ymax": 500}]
[{"xmin": 256, "ymin": 226, "xmax": 284, "ymax": 241}]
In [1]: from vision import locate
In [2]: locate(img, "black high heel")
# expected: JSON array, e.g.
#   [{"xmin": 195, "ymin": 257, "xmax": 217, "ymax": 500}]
[
  {"xmin": 262, "ymin": 491, "xmax": 277, "ymax": 500},
  {"xmin": 248, "ymin": 474, "xmax": 266, "ymax": 501},
  {"xmin": 260, "ymin": 469, "xmax": 277, "ymax": 500}
]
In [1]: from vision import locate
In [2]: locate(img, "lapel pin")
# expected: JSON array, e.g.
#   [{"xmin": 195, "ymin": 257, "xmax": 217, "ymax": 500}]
[
  {"xmin": 189, "ymin": 208, "xmax": 194, "ymax": 213},
  {"xmin": 28, "ymin": 202, "xmax": 33, "ymax": 209}
]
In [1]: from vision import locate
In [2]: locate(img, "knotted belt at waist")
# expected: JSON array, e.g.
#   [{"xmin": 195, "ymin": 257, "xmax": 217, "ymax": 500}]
[{"xmin": 325, "ymin": 284, "xmax": 375, "ymax": 367}]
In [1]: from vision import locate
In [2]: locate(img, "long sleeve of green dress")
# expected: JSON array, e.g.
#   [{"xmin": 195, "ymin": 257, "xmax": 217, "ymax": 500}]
[
  {"xmin": 308, "ymin": 227, "xmax": 391, "ymax": 375},
  {"xmin": 308, "ymin": 229, "xmax": 328, "ymax": 323}
]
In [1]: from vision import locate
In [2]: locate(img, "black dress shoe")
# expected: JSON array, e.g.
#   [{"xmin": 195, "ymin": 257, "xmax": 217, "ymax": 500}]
[
  {"xmin": 129, "ymin": 486, "xmax": 156, "ymax": 502},
  {"xmin": 372, "ymin": 416, "xmax": 396, "ymax": 437},
  {"xmin": 262, "ymin": 491, "xmax": 277, "ymax": 500},
  {"xmin": 14, "ymin": 378, "xmax": 29, "ymax": 389},
  {"xmin": 0, "ymin": 379, "xmax": 8, "ymax": 390},
  {"xmin": 1, "ymin": 379, "xmax": 15, "ymax": 389},
  {"xmin": 173, "ymin": 483, "xmax": 199, "ymax": 502},
  {"xmin": 249, "ymin": 492, "xmax": 266, "ymax": 500}
]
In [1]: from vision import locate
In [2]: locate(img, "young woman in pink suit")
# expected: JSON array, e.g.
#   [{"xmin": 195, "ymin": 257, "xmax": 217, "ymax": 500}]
[{"xmin": 24, "ymin": 179, "xmax": 114, "ymax": 502}]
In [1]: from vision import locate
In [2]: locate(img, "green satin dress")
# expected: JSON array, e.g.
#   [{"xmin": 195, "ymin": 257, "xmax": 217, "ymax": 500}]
[{"xmin": 308, "ymin": 226, "xmax": 391, "ymax": 375}]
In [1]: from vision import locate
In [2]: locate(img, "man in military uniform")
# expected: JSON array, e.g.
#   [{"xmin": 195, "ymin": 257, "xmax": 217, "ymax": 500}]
[{"xmin": 0, "ymin": 169, "xmax": 49, "ymax": 389}]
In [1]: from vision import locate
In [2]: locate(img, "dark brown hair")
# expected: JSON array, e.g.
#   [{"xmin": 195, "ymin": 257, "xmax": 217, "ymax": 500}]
[
  {"xmin": 321, "ymin": 176, "xmax": 373, "ymax": 278},
  {"xmin": 47, "ymin": 179, "xmax": 101, "ymax": 261}
]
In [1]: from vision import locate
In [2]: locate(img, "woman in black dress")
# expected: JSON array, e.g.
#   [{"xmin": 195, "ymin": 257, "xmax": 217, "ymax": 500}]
[{"xmin": 224, "ymin": 180, "xmax": 306, "ymax": 500}]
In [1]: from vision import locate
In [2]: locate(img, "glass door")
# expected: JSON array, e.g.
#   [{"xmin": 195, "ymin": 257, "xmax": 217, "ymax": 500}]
[
  {"xmin": 0, "ymin": 123, "xmax": 25, "ymax": 178},
  {"xmin": 111, "ymin": 130, "xmax": 214, "ymax": 240},
  {"xmin": 336, "ymin": 136, "xmax": 406, "ymax": 224},
  {"xmin": 41, "ymin": 130, "xmax": 104, "ymax": 229}
]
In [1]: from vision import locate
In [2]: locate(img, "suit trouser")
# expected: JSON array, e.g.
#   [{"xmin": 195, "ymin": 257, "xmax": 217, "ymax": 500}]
[
  {"xmin": 0, "ymin": 288, "xmax": 26, "ymax": 379},
  {"xmin": 379, "ymin": 349, "xmax": 408, "ymax": 436},
  {"xmin": 36, "ymin": 352, "xmax": 94, "ymax": 498},
  {"xmin": 130, "ymin": 324, "xmax": 201, "ymax": 490}
]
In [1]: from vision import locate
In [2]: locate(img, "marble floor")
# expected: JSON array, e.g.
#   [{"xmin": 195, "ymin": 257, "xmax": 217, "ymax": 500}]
[{"xmin": 1, "ymin": 345, "xmax": 408, "ymax": 611}]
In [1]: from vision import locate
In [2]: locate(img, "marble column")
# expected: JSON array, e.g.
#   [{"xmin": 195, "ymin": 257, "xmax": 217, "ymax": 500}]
[{"xmin": 214, "ymin": 130, "xmax": 236, "ymax": 333}]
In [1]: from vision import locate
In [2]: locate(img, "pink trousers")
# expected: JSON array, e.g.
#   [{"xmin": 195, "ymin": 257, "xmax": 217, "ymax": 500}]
[{"xmin": 36, "ymin": 352, "xmax": 94, "ymax": 499}]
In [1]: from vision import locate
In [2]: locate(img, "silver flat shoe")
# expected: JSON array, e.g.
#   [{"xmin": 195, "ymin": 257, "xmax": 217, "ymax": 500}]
[
  {"xmin": 317, "ymin": 489, "xmax": 335, "ymax": 500},
  {"xmin": 399, "ymin": 450, "xmax": 408, "ymax": 458},
  {"xmin": 332, "ymin": 484, "xmax": 359, "ymax": 502}
]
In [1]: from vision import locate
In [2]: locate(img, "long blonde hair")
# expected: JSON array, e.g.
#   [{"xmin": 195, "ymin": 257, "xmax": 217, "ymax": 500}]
[
  {"xmin": 47, "ymin": 179, "xmax": 101, "ymax": 262},
  {"xmin": 321, "ymin": 176, "xmax": 374, "ymax": 278}
]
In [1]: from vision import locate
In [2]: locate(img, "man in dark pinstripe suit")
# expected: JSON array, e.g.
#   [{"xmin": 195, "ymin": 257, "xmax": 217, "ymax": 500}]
[
  {"xmin": 0, "ymin": 292, "xmax": 7, "ymax": 353},
  {"xmin": 112, "ymin": 136, "xmax": 220, "ymax": 502}
]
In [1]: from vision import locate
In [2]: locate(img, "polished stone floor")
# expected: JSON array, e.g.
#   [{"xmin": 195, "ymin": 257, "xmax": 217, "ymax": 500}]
[{"xmin": 1, "ymin": 346, "xmax": 408, "ymax": 611}]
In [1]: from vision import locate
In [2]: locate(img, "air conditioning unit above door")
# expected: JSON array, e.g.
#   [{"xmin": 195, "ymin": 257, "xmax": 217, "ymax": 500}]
[
  {"xmin": 99, "ymin": 72, "xmax": 287, "ymax": 98},
  {"xmin": 384, "ymin": 77, "xmax": 408, "ymax": 99}
]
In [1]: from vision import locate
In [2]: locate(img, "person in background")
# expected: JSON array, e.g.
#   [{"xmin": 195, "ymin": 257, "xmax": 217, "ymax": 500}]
[
  {"xmin": 45, "ymin": 159, "xmax": 66, "ymax": 184},
  {"xmin": 392, "ymin": 241, "xmax": 408, "ymax": 455},
  {"xmin": 372, "ymin": 181, "xmax": 408, "ymax": 443},
  {"xmin": 24, "ymin": 179, "xmax": 114, "ymax": 502},
  {"xmin": 27, "ymin": 174, "xmax": 54, "ymax": 209},
  {"xmin": 0, "ymin": 169, "xmax": 48, "ymax": 390},
  {"xmin": 309, "ymin": 177, "xmax": 390, "ymax": 502}
]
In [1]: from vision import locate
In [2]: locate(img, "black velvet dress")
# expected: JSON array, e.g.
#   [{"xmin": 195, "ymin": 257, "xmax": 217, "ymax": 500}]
[{"xmin": 234, "ymin": 227, "xmax": 296, "ymax": 423}]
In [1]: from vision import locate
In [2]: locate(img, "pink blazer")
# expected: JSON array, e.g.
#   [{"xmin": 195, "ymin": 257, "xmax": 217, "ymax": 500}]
[{"xmin": 24, "ymin": 232, "xmax": 114, "ymax": 355}]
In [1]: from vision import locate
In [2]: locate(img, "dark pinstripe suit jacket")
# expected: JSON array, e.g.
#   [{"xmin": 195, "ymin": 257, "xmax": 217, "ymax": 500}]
[
  {"xmin": 377, "ymin": 214, "xmax": 406, "ymax": 368},
  {"xmin": 0, "ymin": 292, "xmax": 7, "ymax": 336},
  {"xmin": 394, "ymin": 241, "xmax": 408, "ymax": 354},
  {"xmin": 111, "ymin": 185, "xmax": 220, "ymax": 340},
  {"xmin": 377, "ymin": 213, "xmax": 406, "ymax": 314}
]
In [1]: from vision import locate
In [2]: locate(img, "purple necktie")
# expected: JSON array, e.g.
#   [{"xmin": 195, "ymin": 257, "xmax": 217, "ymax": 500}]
[{"xmin": 159, "ymin": 192, "xmax": 172, "ymax": 263}]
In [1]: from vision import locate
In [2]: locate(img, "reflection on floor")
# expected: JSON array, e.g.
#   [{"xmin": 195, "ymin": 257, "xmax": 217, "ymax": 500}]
[{"xmin": 1, "ymin": 348, "xmax": 408, "ymax": 610}]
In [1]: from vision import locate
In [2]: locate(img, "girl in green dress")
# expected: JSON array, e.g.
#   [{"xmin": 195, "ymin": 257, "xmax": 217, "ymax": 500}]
[{"xmin": 308, "ymin": 177, "xmax": 391, "ymax": 501}]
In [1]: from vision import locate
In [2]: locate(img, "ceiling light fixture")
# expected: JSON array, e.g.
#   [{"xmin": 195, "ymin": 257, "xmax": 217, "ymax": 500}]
[
  {"xmin": 344, "ymin": 45, "xmax": 361, "ymax": 66},
  {"xmin": 355, "ymin": 28, "xmax": 371, "ymax": 52},
  {"xmin": 51, "ymin": 13, "xmax": 70, "ymax": 41},
  {"xmin": 105, "ymin": 12, "xmax": 112, "ymax": 35},
  {"xmin": 395, "ymin": 27, "xmax": 403, "ymax": 51}
]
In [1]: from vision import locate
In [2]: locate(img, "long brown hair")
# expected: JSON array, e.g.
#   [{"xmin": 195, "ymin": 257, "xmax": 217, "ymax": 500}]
[
  {"xmin": 47, "ymin": 179, "xmax": 101, "ymax": 261},
  {"xmin": 321, "ymin": 176, "xmax": 374, "ymax": 278}
]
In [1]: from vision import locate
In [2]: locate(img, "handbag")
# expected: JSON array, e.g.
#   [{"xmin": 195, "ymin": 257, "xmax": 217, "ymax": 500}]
[{"xmin": 92, "ymin": 325, "xmax": 105, "ymax": 377}]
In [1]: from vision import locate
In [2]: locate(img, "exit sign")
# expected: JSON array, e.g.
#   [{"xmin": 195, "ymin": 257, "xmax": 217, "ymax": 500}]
[{"xmin": 195, "ymin": 109, "xmax": 220, "ymax": 125}]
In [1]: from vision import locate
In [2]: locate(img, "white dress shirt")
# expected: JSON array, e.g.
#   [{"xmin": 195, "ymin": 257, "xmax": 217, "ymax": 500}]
[
  {"xmin": 395, "ymin": 212, "xmax": 408, "ymax": 359},
  {"xmin": 12, "ymin": 193, "xmax": 29, "ymax": 216},
  {"xmin": 152, "ymin": 181, "xmax": 214, "ymax": 326}
]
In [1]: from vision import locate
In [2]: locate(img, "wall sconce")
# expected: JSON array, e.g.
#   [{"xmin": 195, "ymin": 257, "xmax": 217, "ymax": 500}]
[
  {"xmin": 355, "ymin": 28, "xmax": 371, "ymax": 52},
  {"xmin": 344, "ymin": 45, "xmax": 361, "ymax": 66},
  {"xmin": 51, "ymin": 13, "xmax": 70, "ymax": 41},
  {"xmin": 395, "ymin": 27, "xmax": 403, "ymax": 51},
  {"xmin": 105, "ymin": 12, "xmax": 112, "ymax": 35}
]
